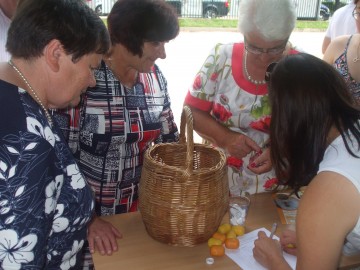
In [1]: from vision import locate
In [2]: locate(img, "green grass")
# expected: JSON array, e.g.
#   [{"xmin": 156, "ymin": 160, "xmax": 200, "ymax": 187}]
[
  {"xmin": 178, "ymin": 18, "xmax": 329, "ymax": 31},
  {"xmin": 179, "ymin": 18, "xmax": 236, "ymax": 28},
  {"xmin": 295, "ymin": 20, "xmax": 329, "ymax": 30},
  {"xmin": 101, "ymin": 17, "xmax": 328, "ymax": 31}
]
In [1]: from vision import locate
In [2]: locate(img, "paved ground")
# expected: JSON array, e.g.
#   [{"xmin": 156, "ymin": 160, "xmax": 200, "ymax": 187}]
[{"xmin": 156, "ymin": 30, "xmax": 326, "ymax": 141}]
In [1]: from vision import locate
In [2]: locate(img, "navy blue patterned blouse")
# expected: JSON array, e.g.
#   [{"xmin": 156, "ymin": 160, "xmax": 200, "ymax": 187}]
[{"xmin": 0, "ymin": 79, "xmax": 94, "ymax": 269}]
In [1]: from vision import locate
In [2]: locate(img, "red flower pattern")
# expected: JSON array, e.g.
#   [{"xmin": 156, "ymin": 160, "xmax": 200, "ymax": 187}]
[
  {"xmin": 263, "ymin": 177, "xmax": 278, "ymax": 190},
  {"xmin": 227, "ymin": 156, "xmax": 243, "ymax": 170},
  {"xmin": 193, "ymin": 74, "xmax": 202, "ymax": 90},
  {"xmin": 210, "ymin": 72, "xmax": 218, "ymax": 81},
  {"xmin": 250, "ymin": 116, "xmax": 271, "ymax": 133},
  {"xmin": 213, "ymin": 103, "xmax": 232, "ymax": 122}
]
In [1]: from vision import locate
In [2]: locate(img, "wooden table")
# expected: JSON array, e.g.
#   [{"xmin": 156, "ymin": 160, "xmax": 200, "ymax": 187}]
[{"xmin": 92, "ymin": 192, "xmax": 360, "ymax": 270}]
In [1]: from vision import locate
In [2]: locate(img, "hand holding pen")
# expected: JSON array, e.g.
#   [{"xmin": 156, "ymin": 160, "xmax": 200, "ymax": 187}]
[
  {"xmin": 280, "ymin": 229, "xmax": 297, "ymax": 256},
  {"xmin": 253, "ymin": 223, "xmax": 284, "ymax": 268},
  {"xmin": 269, "ymin": 222, "xmax": 278, "ymax": 239},
  {"xmin": 270, "ymin": 223, "xmax": 297, "ymax": 254}
]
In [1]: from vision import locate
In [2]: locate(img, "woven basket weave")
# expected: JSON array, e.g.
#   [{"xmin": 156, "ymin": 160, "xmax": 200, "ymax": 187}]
[{"xmin": 139, "ymin": 106, "xmax": 228, "ymax": 247}]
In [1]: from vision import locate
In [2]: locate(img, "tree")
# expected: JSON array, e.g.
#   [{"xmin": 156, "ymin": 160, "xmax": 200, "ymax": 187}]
[{"xmin": 335, "ymin": 0, "xmax": 341, "ymax": 10}]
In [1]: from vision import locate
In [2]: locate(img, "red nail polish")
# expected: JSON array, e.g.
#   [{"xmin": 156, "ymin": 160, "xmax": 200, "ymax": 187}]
[{"xmin": 250, "ymin": 163, "xmax": 256, "ymax": 168}]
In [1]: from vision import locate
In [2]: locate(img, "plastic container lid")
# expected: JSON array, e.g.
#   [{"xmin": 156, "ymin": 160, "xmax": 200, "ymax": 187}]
[{"xmin": 206, "ymin": 257, "xmax": 215, "ymax": 265}]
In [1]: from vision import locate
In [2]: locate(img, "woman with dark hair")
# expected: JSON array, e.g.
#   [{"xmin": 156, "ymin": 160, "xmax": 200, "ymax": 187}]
[
  {"xmin": 0, "ymin": 0, "xmax": 110, "ymax": 268},
  {"xmin": 55, "ymin": 0, "xmax": 180, "ymax": 267},
  {"xmin": 253, "ymin": 53, "xmax": 360, "ymax": 269}
]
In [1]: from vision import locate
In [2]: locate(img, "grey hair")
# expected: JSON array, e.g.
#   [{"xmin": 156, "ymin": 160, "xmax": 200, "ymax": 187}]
[{"xmin": 238, "ymin": 0, "xmax": 296, "ymax": 41}]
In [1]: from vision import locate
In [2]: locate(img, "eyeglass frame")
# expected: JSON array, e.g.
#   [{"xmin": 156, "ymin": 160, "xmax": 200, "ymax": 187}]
[
  {"xmin": 244, "ymin": 38, "xmax": 288, "ymax": 56},
  {"xmin": 353, "ymin": 7, "xmax": 360, "ymax": 20}
]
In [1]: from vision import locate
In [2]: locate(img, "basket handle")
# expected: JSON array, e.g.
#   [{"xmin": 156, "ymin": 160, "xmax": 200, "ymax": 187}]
[{"xmin": 180, "ymin": 106, "xmax": 194, "ymax": 175}]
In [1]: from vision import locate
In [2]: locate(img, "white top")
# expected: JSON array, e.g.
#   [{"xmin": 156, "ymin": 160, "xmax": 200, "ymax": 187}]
[
  {"xmin": 0, "ymin": 7, "xmax": 11, "ymax": 62},
  {"xmin": 325, "ymin": 3, "xmax": 357, "ymax": 39},
  {"xmin": 318, "ymin": 133, "xmax": 360, "ymax": 255}
]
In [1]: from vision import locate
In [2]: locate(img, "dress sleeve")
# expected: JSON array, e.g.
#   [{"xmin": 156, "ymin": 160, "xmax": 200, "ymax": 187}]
[
  {"xmin": 153, "ymin": 65, "xmax": 179, "ymax": 143},
  {"xmin": 184, "ymin": 43, "xmax": 226, "ymax": 112},
  {"xmin": 0, "ymin": 131, "xmax": 58, "ymax": 268}
]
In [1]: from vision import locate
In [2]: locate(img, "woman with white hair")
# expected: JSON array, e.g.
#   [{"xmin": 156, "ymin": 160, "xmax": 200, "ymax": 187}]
[{"xmin": 184, "ymin": 0, "xmax": 300, "ymax": 194}]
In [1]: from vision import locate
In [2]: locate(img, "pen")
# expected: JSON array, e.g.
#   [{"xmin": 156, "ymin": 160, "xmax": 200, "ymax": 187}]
[{"xmin": 269, "ymin": 222, "xmax": 277, "ymax": 239}]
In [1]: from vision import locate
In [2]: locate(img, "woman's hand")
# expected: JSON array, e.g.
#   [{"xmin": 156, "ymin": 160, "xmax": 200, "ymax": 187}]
[
  {"xmin": 87, "ymin": 216, "xmax": 123, "ymax": 256},
  {"xmin": 253, "ymin": 231, "xmax": 290, "ymax": 270},
  {"xmin": 187, "ymin": 108, "xmax": 261, "ymax": 158},
  {"xmin": 223, "ymin": 131, "xmax": 261, "ymax": 159},
  {"xmin": 247, "ymin": 147, "xmax": 272, "ymax": 174},
  {"xmin": 280, "ymin": 229, "xmax": 297, "ymax": 256}
]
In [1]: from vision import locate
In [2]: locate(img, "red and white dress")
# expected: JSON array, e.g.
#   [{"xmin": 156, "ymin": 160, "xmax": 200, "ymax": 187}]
[{"xmin": 185, "ymin": 42, "xmax": 298, "ymax": 194}]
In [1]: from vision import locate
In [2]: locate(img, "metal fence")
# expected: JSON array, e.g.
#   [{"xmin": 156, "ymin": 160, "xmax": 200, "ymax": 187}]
[{"xmin": 86, "ymin": 0, "xmax": 352, "ymax": 20}]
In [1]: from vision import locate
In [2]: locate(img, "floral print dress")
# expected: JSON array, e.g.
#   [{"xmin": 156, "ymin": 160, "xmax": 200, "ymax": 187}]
[
  {"xmin": 185, "ymin": 43, "xmax": 298, "ymax": 194},
  {"xmin": 0, "ymin": 80, "xmax": 94, "ymax": 269}
]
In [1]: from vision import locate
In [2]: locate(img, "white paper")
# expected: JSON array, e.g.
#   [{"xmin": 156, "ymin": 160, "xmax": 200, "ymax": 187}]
[{"xmin": 225, "ymin": 228, "xmax": 297, "ymax": 270}]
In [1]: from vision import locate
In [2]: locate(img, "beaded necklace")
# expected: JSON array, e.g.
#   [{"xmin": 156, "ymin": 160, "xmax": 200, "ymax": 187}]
[
  {"xmin": 8, "ymin": 60, "xmax": 53, "ymax": 127},
  {"xmin": 243, "ymin": 50, "xmax": 266, "ymax": 85}
]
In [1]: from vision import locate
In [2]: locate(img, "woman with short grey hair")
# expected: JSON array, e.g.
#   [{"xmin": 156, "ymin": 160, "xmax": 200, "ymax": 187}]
[
  {"xmin": 238, "ymin": 0, "xmax": 296, "ymax": 41},
  {"xmin": 184, "ymin": 0, "xmax": 299, "ymax": 195}
]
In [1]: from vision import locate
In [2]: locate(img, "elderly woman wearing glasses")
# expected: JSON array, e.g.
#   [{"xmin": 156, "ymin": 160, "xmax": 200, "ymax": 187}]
[
  {"xmin": 323, "ymin": 0, "xmax": 360, "ymax": 105},
  {"xmin": 183, "ymin": 0, "xmax": 300, "ymax": 195}
]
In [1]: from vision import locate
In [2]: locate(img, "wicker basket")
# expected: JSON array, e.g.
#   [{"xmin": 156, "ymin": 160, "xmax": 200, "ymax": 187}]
[{"xmin": 139, "ymin": 106, "xmax": 229, "ymax": 247}]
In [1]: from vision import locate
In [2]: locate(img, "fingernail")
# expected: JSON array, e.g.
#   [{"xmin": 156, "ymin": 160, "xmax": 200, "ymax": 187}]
[{"xmin": 250, "ymin": 163, "xmax": 256, "ymax": 168}]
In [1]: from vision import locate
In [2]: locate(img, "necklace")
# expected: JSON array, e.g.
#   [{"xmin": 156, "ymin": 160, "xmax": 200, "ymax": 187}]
[
  {"xmin": 243, "ymin": 51, "xmax": 266, "ymax": 85},
  {"xmin": 8, "ymin": 60, "xmax": 53, "ymax": 127},
  {"xmin": 353, "ymin": 41, "xmax": 360, "ymax": 63}
]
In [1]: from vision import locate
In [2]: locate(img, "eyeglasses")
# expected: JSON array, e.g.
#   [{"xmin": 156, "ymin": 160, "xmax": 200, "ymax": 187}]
[
  {"xmin": 353, "ymin": 7, "xmax": 360, "ymax": 20},
  {"xmin": 244, "ymin": 39, "xmax": 287, "ymax": 56},
  {"xmin": 265, "ymin": 62, "xmax": 277, "ymax": 83}
]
